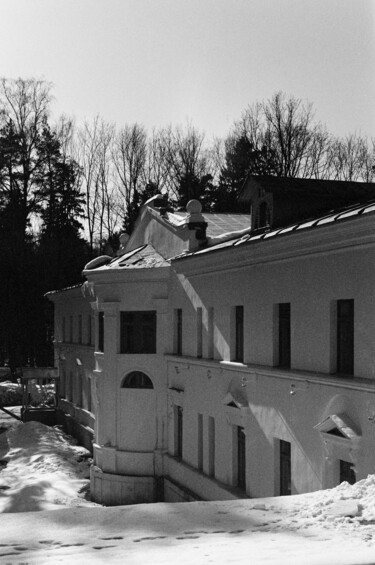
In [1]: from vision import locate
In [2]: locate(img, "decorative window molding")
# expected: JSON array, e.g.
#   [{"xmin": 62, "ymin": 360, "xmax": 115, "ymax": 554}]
[{"xmin": 314, "ymin": 413, "xmax": 360, "ymax": 442}]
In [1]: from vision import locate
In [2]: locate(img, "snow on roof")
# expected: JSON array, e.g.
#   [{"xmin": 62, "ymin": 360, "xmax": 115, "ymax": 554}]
[
  {"xmin": 95, "ymin": 244, "xmax": 170, "ymax": 271},
  {"xmin": 166, "ymin": 211, "xmax": 250, "ymax": 237},
  {"xmin": 174, "ymin": 200, "xmax": 375, "ymax": 261}
]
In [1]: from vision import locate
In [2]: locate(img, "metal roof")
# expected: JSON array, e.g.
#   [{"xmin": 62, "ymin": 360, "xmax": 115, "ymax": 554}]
[
  {"xmin": 173, "ymin": 200, "xmax": 375, "ymax": 260},
  {"xmin": 166, "ymin": 211, "xmax": 250, "ymax": 237}
]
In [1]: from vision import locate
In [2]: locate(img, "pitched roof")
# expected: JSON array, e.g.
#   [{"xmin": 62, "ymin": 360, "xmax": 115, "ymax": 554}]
[
  {"xmin": 239, "ymin": 175, "xmax": 375, "ymax": 202},
  {"xmin": 173, "ymin": 200, "xmax": 375, "ymax": 260},
  {"xmin": 97, "ymin": 244, "xmax": 170, "ymax": 270}
]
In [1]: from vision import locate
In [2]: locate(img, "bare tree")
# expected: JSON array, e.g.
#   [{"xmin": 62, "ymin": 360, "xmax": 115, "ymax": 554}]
[
  {"xmin": 76, "ymin": 117, "xmax": 118, "ymax": 251},
  {"xmin": 236, "ymin": 92, "xmax": 331, "ymax": 180},
  {"xmin": 144, "ymin": 128, "xmax": 169, "ymax": 193},
  {"xmin": 161, "ymin": 123, "xmax": 212, "ymax": 204},
  {"xmin": 112, "ymin": 123, "xmax": 147, "ymax": 223},
  {"xmin": 327, "ymin": 133, "xmax": 375, "ymax": 182}
]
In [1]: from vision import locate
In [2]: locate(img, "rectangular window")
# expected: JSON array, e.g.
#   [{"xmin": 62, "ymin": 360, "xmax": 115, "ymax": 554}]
[
  {"xmin": 197, "ymin": 307, "xmax": 203, "ymax": 358},
  {"xmin": 208, "ymin": 416, "xmax": 216, "ymax": 477},
  {"xmin": 280, "ymin": 439, "xmax": 291, "ymax": 495},
  {"xmin": 120, "ymin": 311, "xmax": 157, "ymax": 354},
  {"xmin": 98, "ymin": 312, "xmax": 104, "ymax": 352},
  {"xmin": 62, "ymin": 317, "xmax": 66, "ymax": 343},
  {"xmin": 237, "ymin": 425, "xmax": 246, "ymax": 490},
  {"xmin": 60, "ymin": 365, "xmax": 66, "ymax": 397},
  {"xmin": 175, "ymin": 309, "xmax": 182, "ymax": 355},
  {"xmin": 235, "ymin": 306, "xmax": 244, "ymax": 362},
  {"xmin": 207, "ymin": 307, "xmax": 214, "ymax": 359},
  {"xmin": 69, "ymin": 315, "xmax": 73, "ymax": 343},
  {"xmin": 339, "ymin": 459, "xmax": 356, "ymax": 485},
  {"xmin": 176, "ymin": 405, "xmax": 183, "ymax": 459},
  {"xmin": 278, "ymin": 303, "xmax": 291, "ymax": 368},
  {"xmin": 197, "ymin": 413, "xmax": 203, "ymax": 471},
  {"xmin": 78, "ymin": 315, "xmax": 82, "ymax": 345},
  {"xmin": 337, "ymin": 299, "xmax": 354, "ymax": 375},
  {"xmin": 88, "ymin": 314, "xmax": 92, "ymax": 346}
]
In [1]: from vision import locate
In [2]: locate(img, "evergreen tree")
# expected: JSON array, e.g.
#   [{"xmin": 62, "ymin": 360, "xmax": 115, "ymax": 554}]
[{"xmin": 36, "ymin": 124, "xmax": 89, "ymax": 291}]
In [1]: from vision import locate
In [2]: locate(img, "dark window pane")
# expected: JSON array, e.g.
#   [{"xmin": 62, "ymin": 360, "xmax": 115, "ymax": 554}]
[
  {"xmin": 337, "ymin": 299, "xmax": 354, "ymax": 375},
  {"xmin": 176, "ymin": 309, "xmax": 182, "ymax": 355},
  {"xmin": 237, "ymin": 426, "xmax": 246, "ymax": 490},
  {"xmin": 278, "ymin": 303, "xmax": 290, "ymax": 368},
  {"xmin": 339, "ymin": 460, "xmax": 356, "ymax": 485},
  {"xmin": 235, "ymin": 306, "xmax": 244, "ymax": 362},
  {"xmin": 177, "ymin": 406, "xmax": 183, "ymax": 459},
  {"xmin": 280, "ymin": 439, "xmax": 291, "ymax": 495},
  {"xmin": 120, "ymin": 311, "xmax": 156, "ymax": 354},
  {"xmin": 122, "ymin": 371, "xmax": 153, "ymax": 389},
  {"xmin": 98, "ymin": 312, "xmax": 104, "ymax": 352}
]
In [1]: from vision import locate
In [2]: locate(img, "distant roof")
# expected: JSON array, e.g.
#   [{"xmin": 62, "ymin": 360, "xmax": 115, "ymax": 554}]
[
  {"xmin": 173, "ymin": 200, "xmax": 375, "ymax": 260},
  {"xmin": 239, "ymin": 175, "xmax": 375, "ymax": 202},
  {"xmin": 166, "ymin": 211, "xmax": 250, "ymax": 237},
  {"xmin": 95, "ymin": 244, "xmax": 169, "ymax": 270}
]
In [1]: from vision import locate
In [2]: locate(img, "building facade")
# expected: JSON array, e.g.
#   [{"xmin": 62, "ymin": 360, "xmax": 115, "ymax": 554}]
[{"xmin": 48, "ymin": 177, "xmax": 375, "ymax": 505}]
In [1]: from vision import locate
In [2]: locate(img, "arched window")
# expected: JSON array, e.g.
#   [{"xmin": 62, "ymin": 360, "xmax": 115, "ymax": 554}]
[{"xmin": 121, "ymin": 371, "xmax": 154, "ymax": 389}]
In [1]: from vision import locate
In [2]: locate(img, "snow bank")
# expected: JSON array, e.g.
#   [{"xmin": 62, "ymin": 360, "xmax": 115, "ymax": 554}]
[
  {"xmin": 0, "ymin": 381, "xmax": 22, "ymax": 406},
  {"xmin": 0, "ymin": 421, "xmax": 97, "ymax": 512}
]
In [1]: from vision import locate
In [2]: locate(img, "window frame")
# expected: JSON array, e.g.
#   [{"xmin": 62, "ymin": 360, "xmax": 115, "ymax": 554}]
[
  {"xmin": 336, "ymin": 299, "xmax": 354, "ymax": 376},
  {"xmin": 120, "ymin": 310, "xmax": 157, "ymax": 354}
]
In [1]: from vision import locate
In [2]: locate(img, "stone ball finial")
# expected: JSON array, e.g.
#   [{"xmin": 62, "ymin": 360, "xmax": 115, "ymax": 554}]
[
  {"xmin": 186, "ymin": 199, "xmax": 202, "ymax": 215},
  {"xmin": 119, "ymin": 233, "xmax": 130, "ymax": 246}
]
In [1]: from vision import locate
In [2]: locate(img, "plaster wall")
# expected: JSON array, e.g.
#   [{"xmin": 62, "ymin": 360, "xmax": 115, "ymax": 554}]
[
  {"xmin": 171, "ymin": 246, "xmax": 375, "ymax": 378},
  {"xmin": 167, "ymin": 357, "xmax": 375, "ymax": 498}
]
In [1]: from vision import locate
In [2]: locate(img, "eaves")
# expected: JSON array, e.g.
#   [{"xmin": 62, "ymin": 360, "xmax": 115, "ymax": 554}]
[{"xmin": 83, "ymin": 264, "xmax": 171, "ymax": 284}]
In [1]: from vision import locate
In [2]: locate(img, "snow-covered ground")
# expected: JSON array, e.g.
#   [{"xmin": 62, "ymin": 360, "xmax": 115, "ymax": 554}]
[{"xmin": 1, "ymin": 420, "xmax": 375, "ymax": 564}]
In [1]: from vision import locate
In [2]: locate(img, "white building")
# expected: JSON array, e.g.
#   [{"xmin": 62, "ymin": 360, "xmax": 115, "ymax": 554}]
[{"xmin": 48, "ymin": 176, "xmax": 375, "ymax": 505}]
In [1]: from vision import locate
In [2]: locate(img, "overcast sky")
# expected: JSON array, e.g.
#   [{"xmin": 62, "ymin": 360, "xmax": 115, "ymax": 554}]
[{"xmin": 0, "ymin": 0, "xmax": 374, "ymax": 139}]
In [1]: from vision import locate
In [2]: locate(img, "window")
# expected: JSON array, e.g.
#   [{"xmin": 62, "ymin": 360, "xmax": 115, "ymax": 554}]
[
  {"xmin": 207, "ymin": 307, "xmax": 214, "ymax": 359},
  {"xmin": 175, "ymin": 309, "xmax": 183, "ymax": 355},
  {"xmin": 60, "ymin": 364, "xmax": 66, "ymax": 397},
  {"xmin": 235, "ymin": 306, "xmax": 244, "ymax": 362},
  {"xmin": 339, "ymin": 460, "xmax": 356, "ymax": 485},
  {"xmin": 337, "ymin": 299, "xmax": 354, "ymax": 375},
  {"xmin": 69, "ymin": 315, "xmax": 73, "ymax": 343},
  {"xmin": 87, "ymin": 314, "xmax": 92, "ymax": 346},
  {"xmin": 78, "ymin": 315, "xmax": 82, "ymax": 345},
  {"xmin": 279, "ymin": 440, "xmax": 291, "ymax": 495},
  {"xmin": 237, "ymin": 425, "xmax": 246, "ymax": 490},
  {"xmin": 120, "ymin": 311, "xmax": 157, "ymax": 354},
  {"xmin": 197, "ymin": 307, "xmax": 203, "ymax": 358},
  {"xmin": 122, "ymin": 371, "xmax": 153, "ymax": 389},
  {"xmin": 98, "ymin": 312, "xmax": 104, "ymax": 352},
  {"xmin": 208, "ymin": 416, "xmax": 216, "ymax": 477},
  {"xmin": 62, "ymin": 317, "xmax": 66, "ymax": 343},
  {"xmin": 175, "ymin": 405, "xmax": 183, "ymax": 459},
  {"xmin": 278, "ymin": 303, "xmax": 291, "ymax": 368},
  {"xmin": 197, "ymin": 413, "xmax": 203, "ymax": 471}
]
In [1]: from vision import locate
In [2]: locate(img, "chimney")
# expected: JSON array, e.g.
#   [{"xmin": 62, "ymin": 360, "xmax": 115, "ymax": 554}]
[{"xmin": 185, "ymin": 199, "xmax": 207, "ymax": 250}]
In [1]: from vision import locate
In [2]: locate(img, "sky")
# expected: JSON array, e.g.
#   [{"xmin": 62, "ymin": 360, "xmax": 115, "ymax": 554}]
[{"xmin": 0, "ymin": 0, "xmax": 374, "ymax": 141}]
